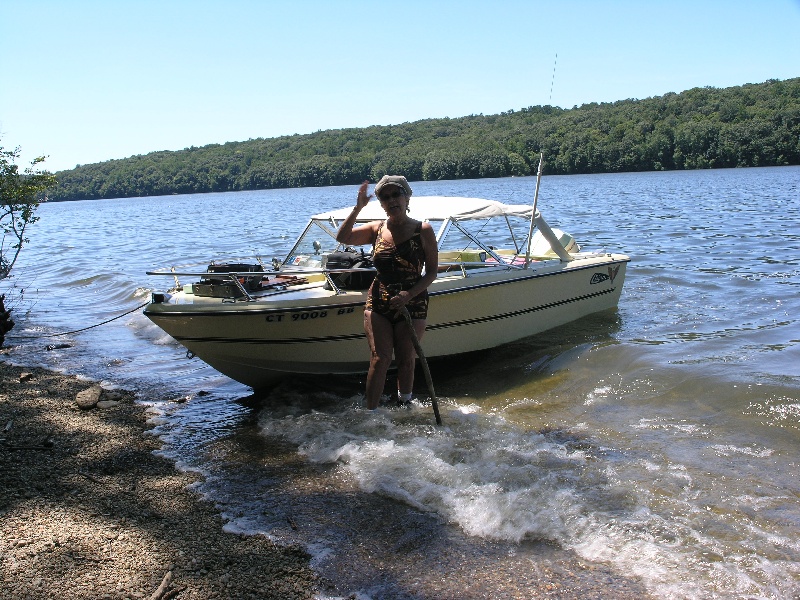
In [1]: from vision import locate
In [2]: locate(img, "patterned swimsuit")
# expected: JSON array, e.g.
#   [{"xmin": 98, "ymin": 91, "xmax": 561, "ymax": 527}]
[{"xmin": 366, "ymin": 221, "xmax": 429, "ymax": 324}]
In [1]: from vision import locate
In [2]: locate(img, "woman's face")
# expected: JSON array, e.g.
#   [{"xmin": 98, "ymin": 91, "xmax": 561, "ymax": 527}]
[{"xmin": 378, "ymin": 187, "xmax": 408, "ymax": 216}]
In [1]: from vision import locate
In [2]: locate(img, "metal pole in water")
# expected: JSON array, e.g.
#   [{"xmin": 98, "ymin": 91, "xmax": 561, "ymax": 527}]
[
  {"xmin": 400, "ymin": 306, "xmax": 442, "ymax": 426},
  {"xmin": 525, "ymin": 152, "xmax": 545, "ymax": 267}
]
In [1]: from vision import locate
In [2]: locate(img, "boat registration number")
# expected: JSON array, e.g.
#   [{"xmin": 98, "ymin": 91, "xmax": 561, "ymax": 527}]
[{"xmin": 265, "ymin": 306, "xmax": 356, "ymax": 323}]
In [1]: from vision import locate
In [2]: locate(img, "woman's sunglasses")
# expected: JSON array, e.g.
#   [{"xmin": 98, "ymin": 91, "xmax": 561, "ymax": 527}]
[{"xmin": 378, "ymin": 189, "xmax": 405, "ymax": 202}]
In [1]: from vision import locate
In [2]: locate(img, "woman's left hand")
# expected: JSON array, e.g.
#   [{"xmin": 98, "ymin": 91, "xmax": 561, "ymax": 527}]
[
  {"xmin": 390, "ymin": 290, "xmax": 411, "ymax": 310},
  {"xmin": 355, "ymin": 180, "xmax": 372, "ymax": 210}
]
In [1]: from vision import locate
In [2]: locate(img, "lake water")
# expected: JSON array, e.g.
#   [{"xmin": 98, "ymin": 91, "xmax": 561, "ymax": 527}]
[{"xmin": 4, "ymin": 167, "xmax": 800, "ymax": 599}]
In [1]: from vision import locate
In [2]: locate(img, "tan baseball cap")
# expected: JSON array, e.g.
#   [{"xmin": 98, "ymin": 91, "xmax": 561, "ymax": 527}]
[{"xmin": 374, "ymin": 175, "xmax": 413, "ymax": 198}]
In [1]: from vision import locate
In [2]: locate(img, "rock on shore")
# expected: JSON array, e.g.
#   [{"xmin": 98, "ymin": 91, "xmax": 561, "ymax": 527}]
[{"xmin": 0, "ymin": 361, "xmax": 319, "ymax": 599}]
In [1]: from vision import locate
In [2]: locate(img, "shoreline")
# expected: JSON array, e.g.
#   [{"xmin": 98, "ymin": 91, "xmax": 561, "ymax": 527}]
[
  {"xmin": 0, "ymin": 360, "xmax": 319, "ymax": 599},
  {"xmin": 2, "ymin": 358, "xmax": 653, "ymax": 599}
]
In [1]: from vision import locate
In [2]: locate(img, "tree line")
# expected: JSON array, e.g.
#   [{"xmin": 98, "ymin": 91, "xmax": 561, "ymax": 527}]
[{"xmin": 49, "ymin": 77, "xmax": 800, "ymax": 201}]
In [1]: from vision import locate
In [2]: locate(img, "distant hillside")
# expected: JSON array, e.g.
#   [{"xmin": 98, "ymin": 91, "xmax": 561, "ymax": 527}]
[{"xmin": 49, "ymin": 77, "xmax": 800, "ymax": 201}]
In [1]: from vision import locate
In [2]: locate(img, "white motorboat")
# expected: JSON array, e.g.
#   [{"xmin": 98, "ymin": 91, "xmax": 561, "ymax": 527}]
[{"xmin": 144, "ymin": 192, "xmax": 629, "ymax": 389}]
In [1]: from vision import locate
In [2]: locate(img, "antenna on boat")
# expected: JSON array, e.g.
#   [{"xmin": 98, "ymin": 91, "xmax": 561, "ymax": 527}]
[{"xmin": 524, "ymin": 152, "xmax": 544, "ymax": 267}]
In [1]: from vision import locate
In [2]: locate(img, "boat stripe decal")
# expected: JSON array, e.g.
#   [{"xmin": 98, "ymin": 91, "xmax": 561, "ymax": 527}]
[
  {"xmin": 430, "ymin": 262, "xmax": 624, "ymax": 298},
  {"xmin": 169, "ymin": 287, "xmax": 617, "ymax": 346},
  {"xmin": 148, "ymin": 299, "xmax": 365, "ymax": 318},
  {"xmin": 427, "ymin": 287, "xmax": 615, "ymax": 332},
  {"xmin": 174, "ymin": 332, "xmax": 366, "ymax": 345}
]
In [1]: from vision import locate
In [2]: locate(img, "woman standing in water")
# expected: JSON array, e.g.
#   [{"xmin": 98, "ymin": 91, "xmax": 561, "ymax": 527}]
[{"xmin": 336, "ymin": 175, "xmax": 438, "ymax": 409}]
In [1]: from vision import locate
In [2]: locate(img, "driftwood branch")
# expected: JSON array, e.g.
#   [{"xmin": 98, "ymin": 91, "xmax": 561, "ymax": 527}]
[
  {"xmin": 1, "ymin": 441, "xmax": 53, "ymax": 451},
  {"xmin": 0, "ymin": 431, "xmax": 54, "ymax": 451},
  {"xmin": 149, "ymin": 570, "xmax": 173, "ymax": 600},
  {"xmin": 162, "ymin": 585, "xmax": 186, "ymax": 600},
  {"xmin": 78, "ymin": 471, "xmax": 103, "ymax": 484}
]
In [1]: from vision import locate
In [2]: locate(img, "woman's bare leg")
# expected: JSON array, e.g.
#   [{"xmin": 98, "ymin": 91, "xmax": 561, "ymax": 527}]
[
  {"xmin": 394, "ymin": 318, "xmax": 426, "ymax": 397},
  {"xmin": 364, "ymin": 309, "xmax": 395, "ymax": 409}
]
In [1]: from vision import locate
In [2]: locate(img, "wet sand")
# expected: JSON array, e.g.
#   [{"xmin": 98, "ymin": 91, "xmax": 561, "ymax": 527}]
[{"xmin": 1, "ymin": 359, "xmax": 652, "ymax": 599}]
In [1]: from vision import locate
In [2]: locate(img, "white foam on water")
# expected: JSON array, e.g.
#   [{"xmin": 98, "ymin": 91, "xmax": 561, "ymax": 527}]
[
  {"xmin": 711, "ymin": 444, "xmax": 773, "ymax": 458},
  {"xmin": 634, "ymin": 416, "xmax": 708, "ymax": 435},
  {"xmin": 584, "ymin": 384, "xmax": 612, "ymax": 405},
  {"xmin": 258, "ymin": 398, "xmax": 800, "ymax": 599}
]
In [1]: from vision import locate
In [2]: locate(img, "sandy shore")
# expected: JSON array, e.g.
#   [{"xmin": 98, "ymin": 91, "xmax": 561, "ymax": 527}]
[{"xmin": 0, "ymin": 360, "xmax": 319, "ymax": 599}]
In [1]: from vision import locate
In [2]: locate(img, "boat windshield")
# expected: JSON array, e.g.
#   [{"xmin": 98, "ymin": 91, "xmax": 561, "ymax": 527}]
[
  {"xmin": 281, "ymin": 209, "xmax": 533, "ymax": 270},
  {"xmin": 281, "ymin": 220, "xmax": 343, "ymax": 269}
]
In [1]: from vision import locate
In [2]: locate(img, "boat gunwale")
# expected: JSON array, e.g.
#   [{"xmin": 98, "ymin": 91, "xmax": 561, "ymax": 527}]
[{"xmin": 144, "ymin": 256, "xmax": 630, "ymax": 318}]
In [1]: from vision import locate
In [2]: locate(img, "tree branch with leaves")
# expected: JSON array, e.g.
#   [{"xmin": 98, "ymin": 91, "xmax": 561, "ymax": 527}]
[
  {"xmin": 1, "ymin": 141, "xmax": 56, "ymax": 344},
  {"xmin": 1, "ymin": 143, "xmax": 56, "ymax": 279}
]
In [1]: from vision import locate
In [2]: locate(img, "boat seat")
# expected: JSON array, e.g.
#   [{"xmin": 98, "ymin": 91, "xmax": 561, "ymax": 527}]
[{"xmin": 438, "ymin": 249, "xmax": 487, "ymax": 272}]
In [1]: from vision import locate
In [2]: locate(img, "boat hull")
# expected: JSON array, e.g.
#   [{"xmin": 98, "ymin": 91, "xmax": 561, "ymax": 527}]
[{"xmin": 144, "ymin": 255, "xmax": 628, "ymax": 389}]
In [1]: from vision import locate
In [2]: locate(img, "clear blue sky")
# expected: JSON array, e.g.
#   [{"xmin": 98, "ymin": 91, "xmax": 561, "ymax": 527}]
[{"xmin": 2, "ymin": 0, "xmax": 799, "ymax": 173}]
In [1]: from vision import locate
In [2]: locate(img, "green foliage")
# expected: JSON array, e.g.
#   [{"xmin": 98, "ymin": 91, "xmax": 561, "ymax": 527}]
[
  {"xmin": 49, "ymin": 78, "xmax": 800, "ymax": 201},
  {"xmin": 1, "ymin": 143, "xmax": 57, "ymax": 279}
]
